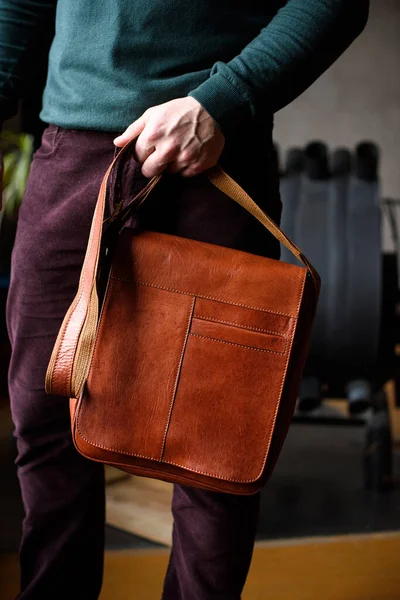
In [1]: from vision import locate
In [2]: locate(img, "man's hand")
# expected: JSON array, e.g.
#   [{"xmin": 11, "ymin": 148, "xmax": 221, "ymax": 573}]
[{"xmin": 113, "ymin": 97, "xmax": 225, "ymax": 178}]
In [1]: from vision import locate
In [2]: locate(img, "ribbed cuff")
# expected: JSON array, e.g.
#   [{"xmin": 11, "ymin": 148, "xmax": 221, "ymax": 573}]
[{"xmin": 188, "ymin": 71, "xmax": 251, "ymax": 140}]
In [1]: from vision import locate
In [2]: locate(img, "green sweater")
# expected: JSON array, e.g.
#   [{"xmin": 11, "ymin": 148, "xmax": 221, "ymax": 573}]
[{"xmin": 0, "ymin": 0, "xmax": 368, "ymax": 139}]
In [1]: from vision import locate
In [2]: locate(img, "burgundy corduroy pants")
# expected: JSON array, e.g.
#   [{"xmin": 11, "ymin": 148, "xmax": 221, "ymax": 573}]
[{"xmin": 7, "ymin": 125, "xmax": 281, "ymax": 600}]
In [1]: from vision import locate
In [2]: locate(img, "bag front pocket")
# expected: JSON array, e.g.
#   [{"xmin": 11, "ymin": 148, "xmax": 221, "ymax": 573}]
[
  {"xmin": 190, "ymin": 318, "xmax": 287, "ymax": 354},
  {"xmin": 162, "ymin": 297, "xmax": 295, "ymax": 483},
  {"xmin": 78, "ymin": 280, "xmax": 196, "ymax": 461}
]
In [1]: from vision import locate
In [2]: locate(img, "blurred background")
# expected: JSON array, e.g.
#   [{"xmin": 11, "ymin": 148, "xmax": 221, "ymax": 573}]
[{"xmin": 1, "ymin": 0, "xmax": 400, "ymax": 598}]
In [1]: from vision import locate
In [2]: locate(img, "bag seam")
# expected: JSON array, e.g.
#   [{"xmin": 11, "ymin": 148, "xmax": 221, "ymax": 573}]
[
  {"xmin": 84, "ymin": 277, "xmax": 114, "ymax": 388},
  {"xmin": 110, "ymin": 276, "xmax": 301, "ymax": 318},
  {"xmin": 193, "ymin": 315, "xmax": 286, "ymax": 338},
  {"xmin": 159, "ymin": 297, "xmax": 196, "ymax": 461},
  {"xmin": 189, "ymin": 332, "xmax": 286, "ymax": 355},
  {"xmin": 193, "ymin": 315, "xmax": 288, "ymax": 352}
]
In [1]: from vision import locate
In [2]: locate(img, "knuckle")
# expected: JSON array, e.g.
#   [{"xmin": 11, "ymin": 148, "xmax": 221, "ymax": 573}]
[
  {"xmin": 141, "ymin": 165, "xmax": 154, "ymax": 178},
  {"xmin": 142, "ymin": 157, "xmax": 164, "ymax": 179},
  {"xmin": 161, "ymin": 142, "xmax": 179, "ymax": 160},
  {"xmin": 145, "ymin": 129, "xmax": 159, "ymax": 144},
  {"xmin": 180, "ymin": 149, "xmax": 194, "ymax": 163},
  {"xmin": 190, "ymin": 160, "xmax": 202, "ymax": 172},
  {"xmin": 182, "ymin": 165, "xmax": 200, "ymax": 178},
  {"xmin": 181, "ymin": 170, "xmax": 195, "ymax": 178}
]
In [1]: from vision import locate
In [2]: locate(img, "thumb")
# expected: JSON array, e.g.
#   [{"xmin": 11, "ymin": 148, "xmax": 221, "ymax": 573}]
[{"xmin": 113, "ymin": 114, "xmax": 147, "ymax": 147}]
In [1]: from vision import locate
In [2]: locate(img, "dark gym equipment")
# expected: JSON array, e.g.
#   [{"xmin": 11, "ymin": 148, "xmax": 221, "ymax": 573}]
[{"xmin": 278, "ymin": 141, "xmax": 399, "ymax": 491}]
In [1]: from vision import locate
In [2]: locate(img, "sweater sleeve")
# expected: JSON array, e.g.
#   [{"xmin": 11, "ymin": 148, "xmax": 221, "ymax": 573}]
[
  {"xmin": 0, "ymin": 0, "xmax": 56, "ymax": 122},
  {"xmin": 189, "ymin": 0, "xmax": 369, "ymax": 137}
]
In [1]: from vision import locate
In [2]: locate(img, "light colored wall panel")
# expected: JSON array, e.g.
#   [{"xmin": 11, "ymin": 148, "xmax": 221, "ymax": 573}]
[{"xmin": 274, "ymin": 0, "xmax": 400, "ymax": 249}]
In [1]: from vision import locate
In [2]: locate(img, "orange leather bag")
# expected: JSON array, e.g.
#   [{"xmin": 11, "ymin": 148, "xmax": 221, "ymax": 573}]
[{"xmin": 45, "ymin": 140, "xmax": 320, "ymax": 495}]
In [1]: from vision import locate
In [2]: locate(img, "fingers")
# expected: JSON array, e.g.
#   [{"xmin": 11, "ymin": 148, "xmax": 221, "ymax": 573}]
[
  {"xmin": 113, "ymin": 97, "xmax": 225, "ymax": 178},
  {"xmin": 141, "ymin": 143, "xmax": 209, "ymax": 178},
  {"xmin": 140, "ymin": 150, "xmax": 169, "ymax": 178},
  {"xmin": 113, "ymin": 114, "xmax": 147, "ymax": 147},
  {"xmin": 114, "ymin": 121, "xmax": 214, "ymax": 178},
  {"xmin": 142, "ymin": 155, "xmax": 207, "ymax": 178},
  {"xmin": 135, "ymin": 130, "xmax": 165, "ymax": 164},
  {"xmin": 140, "ymin": 140, "xmax": 182, "ymax": 178},
  {"xmin": 166, "ymin": 162, "xmax": 186, "ymax": 174},
  {"xmin": 135, "ymin": 141, "xmax": 155, "ymax": 165},
  {"xmin": 180, "ymin": 163, "xmax": 205, "ymax": 177}
]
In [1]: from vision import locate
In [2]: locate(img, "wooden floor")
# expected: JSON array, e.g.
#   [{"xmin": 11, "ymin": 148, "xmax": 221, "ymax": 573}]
[
  {"xmin": 106, "ymin": 475, "xmax": 173, "ymax": 547},
  {"xmin": 2, "ymin": 531, "xmax": 400, "ymax": 599}
]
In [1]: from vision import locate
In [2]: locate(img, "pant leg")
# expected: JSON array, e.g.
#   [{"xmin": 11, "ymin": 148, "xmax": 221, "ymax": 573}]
[
  {"xmin": 6, "ymin": 126, "xmax": 121, "ymax": 600},
  {"xmin": 162, "ymin": 486, "xmax": 260, "ymax": 600}
]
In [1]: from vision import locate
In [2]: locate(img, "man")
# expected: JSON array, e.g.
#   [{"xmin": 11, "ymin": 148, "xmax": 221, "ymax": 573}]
[{"xmin": 0, "ymin": 1, "xmax": 368, "ymax": 598}]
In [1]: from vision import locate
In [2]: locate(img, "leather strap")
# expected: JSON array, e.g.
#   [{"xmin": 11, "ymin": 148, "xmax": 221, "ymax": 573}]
[
  {"xmin": 45, "ymin": 137, "xmax": 319, "ymax": 399},
  {"xmin": 206, "ymin": 166, "xmax": 319, "ymax": 287}
]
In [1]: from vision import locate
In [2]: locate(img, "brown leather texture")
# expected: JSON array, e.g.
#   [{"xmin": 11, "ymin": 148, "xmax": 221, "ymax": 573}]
[
  {"xmin": 46, "ymin": 139, "xmax": 319, "ymax": 495},
  {"xmin": 73, "ymin": 229, "xmax": 315, "ymax": 494}
]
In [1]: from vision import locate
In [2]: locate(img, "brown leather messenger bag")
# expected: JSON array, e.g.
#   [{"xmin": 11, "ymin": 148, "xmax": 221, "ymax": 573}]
[{"xmin": 45, "ymin": 139, "xmax": 320, "ymax": 495}]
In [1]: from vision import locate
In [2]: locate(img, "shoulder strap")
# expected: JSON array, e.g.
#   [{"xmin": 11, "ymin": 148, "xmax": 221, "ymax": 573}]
[
  {"xmin": 206, "ymin": 166, "xmax": 319, "ymax": 288},
  {"xmin": 45, "ymin": 138, "xmax": 319, "ymax": 398}
]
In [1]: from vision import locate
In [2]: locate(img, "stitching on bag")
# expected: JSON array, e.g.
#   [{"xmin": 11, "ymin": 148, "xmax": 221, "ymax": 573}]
[
  {"xmin": 51, "ymin": 250, "xmax": 95, "ymax": 392},
  {"xmin": 51, "ymin": 256, "xmax": 90, "ymax": 395},
  {"xmin": 50, "ymin": 187, "xmax": 109, "ymax": 394},
  {"xmin": 193, "ymin": 315, "xmax": 286, "ymax": 338},
  {"xmin": 189, "ymin": 333, "xmax": 285, "ymax": 355},
  {"xmin": 110, "ymin": 277, "xmax": 300, "ymax": 318},
  {"xmin": 76, "ymin": 271, "xmax": 308, "ymax": 484},
  {"xmin": 84, "ymin": 277, "xmax": 114, "ymax": 386},
  {"xmin": 193, "ymin": 315, "xmax": 288, "ymax": 353},
  {"xmin": 159, "ymin": 297, "xmax": 195, "ymax": 461}
]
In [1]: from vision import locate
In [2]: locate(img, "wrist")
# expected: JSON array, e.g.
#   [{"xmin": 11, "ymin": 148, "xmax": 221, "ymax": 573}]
[{"xmin": 188, "ymin": 70, "xmax": 251, "ymax": 141}]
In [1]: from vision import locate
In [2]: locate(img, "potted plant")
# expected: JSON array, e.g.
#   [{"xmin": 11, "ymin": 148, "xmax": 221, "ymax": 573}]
[{"xmin": 0, "ymin": 131, "xmax": 33, "ymax": 394}]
